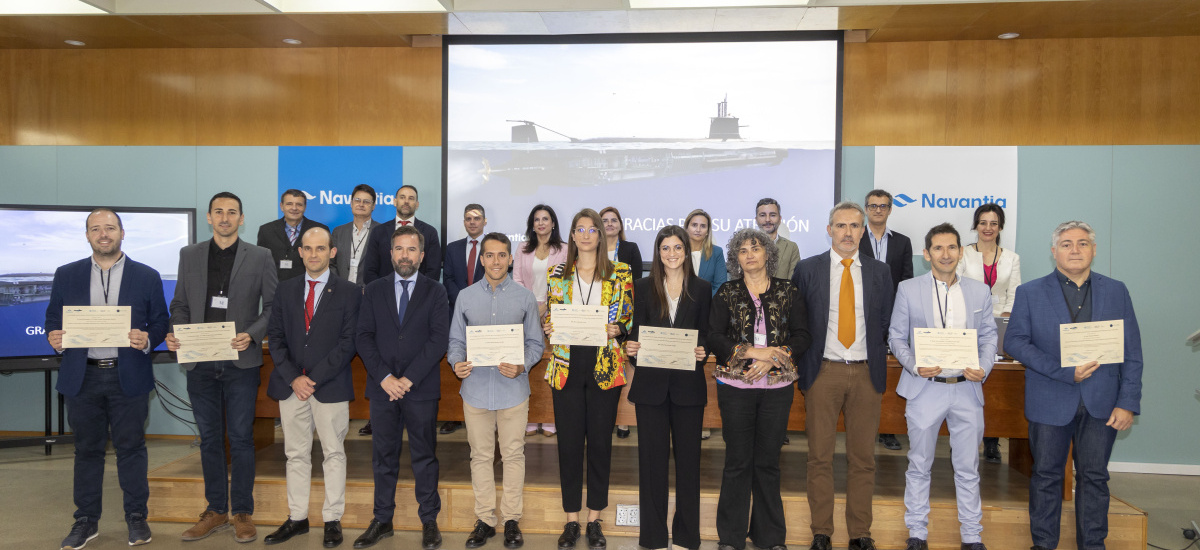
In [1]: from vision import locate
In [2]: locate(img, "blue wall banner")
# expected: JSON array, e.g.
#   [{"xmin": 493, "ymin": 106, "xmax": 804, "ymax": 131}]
[{"xmin": 277, "ymin": 146, "xmax": 406, "ymax": 229}]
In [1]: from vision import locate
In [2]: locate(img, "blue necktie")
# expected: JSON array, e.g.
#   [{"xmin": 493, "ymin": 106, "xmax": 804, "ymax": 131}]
[{"xmin": 397, "ymin": 280, "xmax": 410, "ymax": 325}]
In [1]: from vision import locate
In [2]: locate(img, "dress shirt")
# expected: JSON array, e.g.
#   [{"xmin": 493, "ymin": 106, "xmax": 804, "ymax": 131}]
[
  {"xmin": 88, "ymin": 254, "xmax": 126, "ymax": 360},
  {"xmin": 464, "ymin": 235, "xmax": 482, "ymax": 267},
  {"xmin": 531, "ymin": 256, "xmax": 549, "ymax": 301},
  {"xmin": 691, "ymin": 251, "xmax": 702, "ymax": 274},
  {"xmin": 304, "ymin": 268, "xmax": 330, "ymax": 314},
  {"xmin": 384, "ymin": 270, "xmax": 420, "ymax": 383},
  {"xmin": 930, "ymin": 275, "xmax": 967, "ymax": 376},
  {"xmin": 285, "ymin": 221, "xmax": 301, "ymax": 244},
  {"xmin": 348, "ymin": 220, "xmax": 372, "ymax": 283},
  {"xmin": 866, "ymin": 227, "xmax": 892, "ymax": 262},
  {"xmin": 204, "ymin": 238, "xmax": 239, "ymax": 323},
  {"xmin": 823, "ymin": 251, "xmax": 868, "ymax": 361},
  {"xmin": 1055, "ymin": 269, "xmax": 1092, "ymax": 323},
  {"xmin": 447, "ymin": 276, "xmax": 545, "ymax": 411}
]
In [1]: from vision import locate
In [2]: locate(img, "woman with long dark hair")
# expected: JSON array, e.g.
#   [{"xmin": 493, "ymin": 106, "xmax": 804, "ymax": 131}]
[{"xmin": 513, "ymin": 204, "xmax": 568, "ymax": 437}]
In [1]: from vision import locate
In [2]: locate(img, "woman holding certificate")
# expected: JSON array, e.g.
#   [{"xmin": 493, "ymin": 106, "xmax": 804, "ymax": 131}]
[
  {"xmin": 543, "ymin": 208, "xmax": 635, "ymax": 550},
  {"xmin": 513, "ymin": 203, "xmax": 568, "ymax": 437},
  {"xmin": 623, "ymin": 225, "xmax": 711, "ymax": 550},
  {"xmin": 708, "ymin": 228, "xmax": 810, "ymax": 550}
]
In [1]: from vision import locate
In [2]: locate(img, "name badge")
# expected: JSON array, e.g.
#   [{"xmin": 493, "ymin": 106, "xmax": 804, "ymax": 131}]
[
  {"xmin": 280, "ymin": 259, "xmax": 293, "ymax": 269},
  {"xmin": 754, "ymin": 333, "xmax": 767, "ymax": 346},
  {"xmin": 350, "ymin": 257, "xmax": 360, "ymax": 267},
  {"xmin": 211, "ymin": 296, "xmax": 229, "ymax": 309}
]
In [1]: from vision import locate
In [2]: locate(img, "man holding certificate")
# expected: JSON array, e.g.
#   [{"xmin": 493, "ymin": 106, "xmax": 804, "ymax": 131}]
[
  {"xmin": 887, "ymin": 223, "xmax": 997, "ymax": 550},
  {"xmin": 1005, "ymin": 221, "xmax": 1143, "ymax": 550},
  {"xmin": 45, "ymin": 208, "xmax": 169, "ymax": 550},
  {"xmin": 447, "ymin": 232, "xmax": 545, "ymax": 549}
]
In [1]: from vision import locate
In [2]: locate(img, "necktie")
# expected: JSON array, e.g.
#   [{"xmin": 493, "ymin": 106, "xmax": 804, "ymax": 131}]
[
  {"xmin": 397, "ymin": 280, "xmax": 411, "ymax": 325},
  {"xmin": 466, "ymin": 239, "xmax": 478, "ymax": 282},
  {"xmin": 305, "ymin": 280, "xmax": 318, "ymax": 332},
  {"xmin": 837, "ymin": 258, "xmax": 855, "ymax": 349},
  {"xmin": 287, "ymin": 225, "xmax": 298, "ymax": 245},
  {"xmin": 400, "ymin": 220, "xmax": 411, "ymax": 227}
]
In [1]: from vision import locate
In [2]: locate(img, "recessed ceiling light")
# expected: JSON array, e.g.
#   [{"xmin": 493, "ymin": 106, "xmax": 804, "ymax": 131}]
[
  {"xmin": 282, "ymin": 38, "xmax": 302, "ymax": 45},
  {"xmin": 998, "ymin": 32, "xmax": 1020, "ymax": 40},
  {"xmin": 64, "ymin": 40, "xmax": 86, "ymax": 46}
]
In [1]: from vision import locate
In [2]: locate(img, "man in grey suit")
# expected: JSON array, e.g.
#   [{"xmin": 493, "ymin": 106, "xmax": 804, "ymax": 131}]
[
  {"xmin": 332, "ymin": 183, "xmax": 378, "ymax": 286},
  {"xmin": 165, "ymin": 191, "xmax": 277, "ymax": 544},
  {"xmin": 755, "ymin": 198, "xmax": 801, "ymax": 280}
]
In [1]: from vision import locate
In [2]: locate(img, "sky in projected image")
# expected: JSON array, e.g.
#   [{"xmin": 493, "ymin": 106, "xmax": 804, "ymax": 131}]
[
  {"xmin": 446, "ymin": 39, "xmax": 839, "ymax": 260},
  {"xmin": 0, "ymin": 211, "xmax": 189, "ymax": 278}
]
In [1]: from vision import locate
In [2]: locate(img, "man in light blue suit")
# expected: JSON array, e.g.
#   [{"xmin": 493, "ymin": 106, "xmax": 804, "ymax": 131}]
[
  {"xmin": 889, "ymin": 223, "xmax": 996, "ymax": 550},
  {"xmin": 1004, "ymin": 220, "xmax": 1142, "ymax": 550}
]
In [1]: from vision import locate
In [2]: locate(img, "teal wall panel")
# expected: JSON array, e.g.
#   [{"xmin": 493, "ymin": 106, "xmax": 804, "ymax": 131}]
[
  {"xmin": 1015, "ymin": 146, "xmax": 1114, "ymax": 278},
  {"xmin": 196, "ymin": 146, "xmax": 278, "ymax": 243},
  {"xmin": 56, "ymin": 147, "xmax": 198, "ymax": 209},
  {"xmin": 0, "ymin": 146, "xmax": 59, "ymax": 204}
]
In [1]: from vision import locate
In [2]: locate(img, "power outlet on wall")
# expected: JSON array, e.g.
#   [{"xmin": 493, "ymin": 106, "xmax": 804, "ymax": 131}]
[{"xmin": 615, "ymin": 504, "xmax": 639, "ymax": 527}]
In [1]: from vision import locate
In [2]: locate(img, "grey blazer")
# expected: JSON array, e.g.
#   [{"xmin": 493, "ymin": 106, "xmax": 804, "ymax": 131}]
[
  {"xmin": 331, "ymin": 219, "xmax": 374, "ymax": 286},
  {"xmin": 169, "ymin": 239, "xmax": 278, "ymax": 369}
]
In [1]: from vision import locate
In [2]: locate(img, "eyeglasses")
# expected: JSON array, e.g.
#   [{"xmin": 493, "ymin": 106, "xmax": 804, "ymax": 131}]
[
  {"xmin": 351, "ymin": 198, "xmax": 373, "ymax": 205},
  {"xmin": 865, "ymin": 204, "xmax": 891, "ymax": 211},
  {"xmin": 574, "ymin": 227, "xmax": 598, "ymax": 235}
]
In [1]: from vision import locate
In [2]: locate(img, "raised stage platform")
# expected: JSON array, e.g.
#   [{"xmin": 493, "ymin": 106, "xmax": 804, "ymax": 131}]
[{"xmin": 146, "ymin": 426, "xmax": 1147, "ymax": 550}]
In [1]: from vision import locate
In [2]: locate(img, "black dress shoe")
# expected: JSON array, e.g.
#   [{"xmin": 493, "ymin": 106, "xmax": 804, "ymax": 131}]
[
  {"xmin": 809, "ymin": 535, "xmax": 831, "ymax": 550},
  {"xmin": 615, "ymin": 427, "xmax": 630, "ymax": 439},
  {"xmin": 961, "ymin": 543, "xmax": 987, "ymax": 550},
  {"xmin": 264, "ymin": 518, "xmax": 309, "ymax": 545},
  {"xmin": 1031, "ymin": 546, "xmax": 1051, "ymax": 550},
  {"xmin": 422, "ymin": 520, "xmax": 442, "ymax": 550},
  {"xmin": 983, "ymin": 438, "xmax": 1001, "ymax": 463},
  {"xmin": 585, "ymin": 520, "xmax": 606, "ymax": 549},
  {"xmin": 323, "ymin": 521, "xmax": 343, "ymax": 548},
  {"xmin": 848, "ymin": 537, "xmax": 877, "ymax": 550},
  {"xmin": 502, "ymin": 520, "xmax": 523, "ymax": 549},
  {"xmin": 439, "ymin": 421, "xmax": 462, "ymax": 434},
  {"xmin": 358, "ymin": 422, "xmax": 373, "ymax": 436},
  {"xmin": 557, "ymin": 521, "xmax": 581, "ymax": 548},
  {"xmin": 465, "ymin": 520, "xmax": 496, "ymax": 548},
  {"xmin": 717, "ymin": 545, "xmax": 738, "ymax": 550},
  {"xmin": 352, "ymin": 520, "xmax": 392, "ymax": 549},
  {"xmin": 905, "ymin": 538, "xmax": 928, "ymax": 550},
  {"xmin": 782, "ymin": 434, "xmax": 790, "ymax": 445},
  {"xmin": 879, "ymin": 433, "xmax": 902, "ymax": 450}
]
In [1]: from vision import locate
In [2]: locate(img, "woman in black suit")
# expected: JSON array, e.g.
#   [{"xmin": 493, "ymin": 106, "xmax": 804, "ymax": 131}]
[
  {"xmin": 624, "ymin": 225, "xmax": 711, "ymax": 550},
  {"xmin": 601, "ymin": 206, "xmax": 644, "ymax": 439}
]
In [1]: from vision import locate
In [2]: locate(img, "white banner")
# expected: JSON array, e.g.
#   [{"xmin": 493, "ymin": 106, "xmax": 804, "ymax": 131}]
[{"xmin": 873, "ymin": 146, "xmax": 1018, "ymax": 251}]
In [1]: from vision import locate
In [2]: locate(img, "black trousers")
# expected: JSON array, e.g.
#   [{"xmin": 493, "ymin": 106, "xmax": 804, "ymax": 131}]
[
  {"xmin": 635, "ymin": 400, "xmax": 704, "ymax": 550},
  {"xmin": 551, "ymin": 346, "xmax": 623, "ymax": 513},
  {"xmin": 369, "ymin": 396, "xmax": 441, "ymax": 524},
  {"xmin": 715, "ymin": 383, "xmax": 794, "ymax": 550}
]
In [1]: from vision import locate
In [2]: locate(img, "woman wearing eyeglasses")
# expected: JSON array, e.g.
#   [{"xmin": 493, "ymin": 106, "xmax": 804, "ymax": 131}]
[
  {"xmin": 543, "ymin": 208, "xmax": 635, "ymax": 550},
  {"xmin": 624, "ymin": 225, "xmax": 711, "ymax": 550}
]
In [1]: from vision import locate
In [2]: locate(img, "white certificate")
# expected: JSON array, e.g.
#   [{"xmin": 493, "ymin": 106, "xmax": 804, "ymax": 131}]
[
  {"xmin": 174, "ymin": 322, "xmax": 239, "ymax": 362},
  {"xmin": 549, "ymin": 304, "xmax": 608, "ymax": 346},
  {"xmin": 1060, "ymin": 320, "xmax": 1124, "ymax": 367},
  {"xmin": 62, "ymin": 306, "xmax": 131, "ymax": 348},
  {"xmin": 467, "ymin": 324, "xmax": 525, "ymax": 366},
  {"xmin": 913, "ymin": 328, "xmax": 980, "ymax": 371},
  {"xmin": 636, "ymin": 327, "xmax": 699, "ymax": 370}
]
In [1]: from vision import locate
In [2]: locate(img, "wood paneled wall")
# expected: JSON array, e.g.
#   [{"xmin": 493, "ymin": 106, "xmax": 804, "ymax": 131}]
[
  {"xmin": 0, "ymin": 46, "xmax": 441, "ymax": 146},
  {"xmin": 843, "ymin": 35, "xmax": 1200, "ymax": 146}
]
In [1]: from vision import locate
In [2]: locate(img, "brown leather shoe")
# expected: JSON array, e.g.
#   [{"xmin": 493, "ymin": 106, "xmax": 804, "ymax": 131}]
[
  {"xmin": 232, "ymin": 513, "xmax": 257, "ymax": 543},
  {"xmin": 181, "ymin": 510, "xmax": 230, "ymax": 541}
]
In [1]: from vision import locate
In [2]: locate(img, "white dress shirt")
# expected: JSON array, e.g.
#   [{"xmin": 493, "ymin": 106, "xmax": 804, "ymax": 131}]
[
  {"xmin": 304, "ymin": 268, "xmax": 330, "ymax": 314},
  {"xmin": 348, "ymin": 220, "xmax": 372, "ymax": 283},
  {"xmin": 930, "ymin": 275, "xmax": 967, "ymax": 376},
  {"xmin": 823, "ymin": 251, "xmax": 868, "ymax": 362}
]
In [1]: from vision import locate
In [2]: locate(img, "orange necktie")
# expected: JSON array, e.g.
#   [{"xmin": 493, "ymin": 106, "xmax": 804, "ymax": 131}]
[{"xmin": 838, "ymin": 258, "xmax": 855, "ymax": 349}]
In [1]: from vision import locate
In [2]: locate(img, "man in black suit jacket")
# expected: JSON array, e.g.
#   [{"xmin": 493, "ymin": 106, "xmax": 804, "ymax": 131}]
[
  {"xmin": 354, "ymin": 225, "xmax": 449, "ymax": 550},
  {"xmin": 257, "ymin": 189, "xmax": 329, "ymax": 283},
  {"xmin": 361, "ymin": 185, "xmax": 441, "ymax": 285},
  {"xmin": 263, "ymin": 227, "xmax": 361, "ymax": 548},
  {"xmin": 443, "ymin": 203, "xmax": 487, "ymax": 312},
  {"xmin": 791, "ymin": 202, "xmax": 894, "ymax": 550}
]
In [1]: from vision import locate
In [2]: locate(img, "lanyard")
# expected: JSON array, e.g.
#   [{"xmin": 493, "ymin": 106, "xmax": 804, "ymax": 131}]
[
  {"xmin": 351, "ymin": 222, "xmax": 369, "ymax": 258},
  {"xmin": 871, "ymin": 231, "xmax": 885, "ymax": 261},
  {"xmin": 100, "ymin": 267, "xmax": 112, "ymax": 304},
  {"xmin": 1059, "ymin": 278, "xmax": 1092, "ymax": 323},
  {"xmin": 934, "ymin": 275, "xmax": 956, "ymax": 329},
  {"xmin": 575, "ymin": 268, "xmax": 595, "ymax": 306},
  {"xmin": 981, "ymin": 245, "xmax": 1001, "ymax": 287}
]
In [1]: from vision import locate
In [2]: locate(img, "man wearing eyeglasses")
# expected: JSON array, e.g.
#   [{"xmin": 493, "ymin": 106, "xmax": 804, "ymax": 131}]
[
  {"xmin": 860, "ymin": 189, "xmax": 914, "ymax": 451},
  {"xmin": 332, "ymin": 184, "xmax": 378, "ymax": 287}
]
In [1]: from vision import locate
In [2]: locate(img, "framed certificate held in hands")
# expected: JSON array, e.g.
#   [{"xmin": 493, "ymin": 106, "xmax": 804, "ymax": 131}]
[
  {"xmin": 549, "ymin": 304, "xmax": 608, "ymax": 346},
  {"xmin": 62, "ymin": 306, "xmax": 131, "ymax": 349},
  {"xmin": 1060, "ymin": 320, "xmax": 1124, "ymax": 367}
]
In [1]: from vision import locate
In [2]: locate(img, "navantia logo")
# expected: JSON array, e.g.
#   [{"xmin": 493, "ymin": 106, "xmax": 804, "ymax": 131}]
[
  {"xmin": 301, "ymin": 190, "xmax": 394, "ymax": 206},
  {"xmin": 893, "ymin": 193, "xmax": 1007, "ymax": 209},
  {"xmin": 893, "ymin": 194, "xmax": 917, "ymax": 207}
]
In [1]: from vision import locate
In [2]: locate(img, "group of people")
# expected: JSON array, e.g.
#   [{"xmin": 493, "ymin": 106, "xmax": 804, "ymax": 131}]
[{"xmin": 45, "ymin": 183, "xmax": 1142, "ymax": 550}]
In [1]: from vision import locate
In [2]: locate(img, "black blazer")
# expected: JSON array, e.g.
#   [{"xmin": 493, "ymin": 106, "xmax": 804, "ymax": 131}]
[
  {"xmin": 257, "ymin": 217, "xmax": 330, "ymax": 283},
  {"xmin": 266, "ymin": 272, "xmax": 362, "ymax": 403},
  {"xmin": 361, "ymin": 218, "xmax": 442, "ymax": 285},
  {"xmin": 355, "ymin": 273, "xmax": 449, "ymax": 402},
  {"xmin": 627, "ymin": 276, "xmax": 711, "ymax": 407},
  {"xmin": 858, "ymin": 228, "xmax": 913, "ymax": 293},
  {"xmin": 616, "ymin": 240, "xmax": 644, "ymax": 280},
  {"xmin": 791, "ymin": 251, "xmax": 894, "ymax": 393},
  {"xmin": 442, "ymin": 236, "xmax": 484, "ymax": 311}
]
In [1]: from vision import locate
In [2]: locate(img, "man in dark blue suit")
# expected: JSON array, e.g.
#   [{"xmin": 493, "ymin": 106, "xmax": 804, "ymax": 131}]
[
  {"xmin": 792, "ymin": 202, "xmax": 893, "ymax": 550},
  {"xmin": 257, "ymin": 189, "xmax": 330, "ymax": 283},
  {"xmin": 263, "ymin": 227, "xmax": 362, "ymax": 548},
  {"xmin": 361, "ymin": 185, "xmax": 441, "ymax": 285},
  {"xmin": 353, "ymin": 225, "xmax": 450, "ymax": 550},
  {"xmin": 1004, "ymin": 220, "xmax": 1142, "ymax": 550},
  {"xmin": 443, "ymin": 203, "xmax": 487, "ymax": 312},
  {"xmin": 45, "ymin": 208, "xmax": 169, "ymax": 550}
]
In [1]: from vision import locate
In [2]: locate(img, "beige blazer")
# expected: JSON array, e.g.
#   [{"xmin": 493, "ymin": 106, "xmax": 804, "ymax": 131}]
[{"xmin": 957, "ymin": 244, "xmax": 1021, "ymax": 315}]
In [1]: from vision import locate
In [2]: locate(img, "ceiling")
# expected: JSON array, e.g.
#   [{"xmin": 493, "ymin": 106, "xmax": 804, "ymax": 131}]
[{"xmin": 0, "ymin": 0, "xmax": 1198, "ymax": 48}]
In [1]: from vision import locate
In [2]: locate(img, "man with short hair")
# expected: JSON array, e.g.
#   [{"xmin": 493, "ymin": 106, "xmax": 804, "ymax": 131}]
[
  {"xmin": 354, "ymin": 225, "xmax": 450, "ymax": 550},
  {"xmin": 755, "ymin": 198, "xmax": 801, "ymax": 280},
  {"xmin": 263, "ymin": 227, "xmax": 362, "ymax": 548},
  {"xmin": 1005, "ymin": 221, "xmax": 1142, "ymax": 550},
  {"xmin": 46, "ymin": 208, "xmax": 170, "ymax": 550},
  {"xmin": 362, "ymin": 185, "xmax": 441, "ymax": 284},
  {"xmin": 448, "ymin": 232, "xmax": 544, "ymax": 549},
  {"xmin": 861, "ymin": 189, "xmax": 915, "ymax": 451},
  {"xmin": 444, "ymin": 204, "xmax": 488, "ymax": 312},
  {"xmin": 888, "ymin": 223, "xmax": 996, "ymax": 550},
  {"xmin": 792, "ymin": 202, "xmax": 893, "ymax": 550},
  {"xmin": 167, "ymin": 192, "xmax": 277, "ymax": 544},
  {"xmin": 258, "ymin": 189, "xmax": 330, "ymax": 283},
  {"xmin": 332, "ymin": 184, "xmax": 378, "ymax": 286}
]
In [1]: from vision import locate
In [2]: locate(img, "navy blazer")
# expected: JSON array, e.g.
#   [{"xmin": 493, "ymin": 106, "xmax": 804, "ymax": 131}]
[
  {"xmin": 355, "ymin": 273, "xmax": 450, "ymax": 402},
  {"xmin": 266, "ymin": 272, "xmax": 361, "ymax": 403},
  {"xmin": 45, "ymin": 256, "xmax": 170, "ymax": 398},
  {"xmin": 695, "ymin": 245, "xmax": 727, "ymax": 297},
  {"xmin": 1004, "ymin": 271, "xmax": 1143, "ymax": 426},
  {"xmin": 859, "ymin": 228, "xmax": 914, "ymax": 293},
  {"xmin": 361, "ymin": 218, "xmax": 441, "ymax": 285},
  {"xmin": 257, "ymin": 217, "xmax": 330, "ymax": 283},
  {"xmin": 792, "ymin": 251, "xmax": 894, "ymax": 393},
  {"xmin": 628, "ymin": 276, "xmax": 711, "ymax": 407},
  {"xmin": 442, "ymin": 236, "xmax": 484, "ymax": 310}
]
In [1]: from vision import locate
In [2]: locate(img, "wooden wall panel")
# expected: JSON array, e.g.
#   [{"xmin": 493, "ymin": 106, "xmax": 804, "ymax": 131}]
[{"xmin": 337, "ymin": 47, "xmax": 442, "ymax": 146}]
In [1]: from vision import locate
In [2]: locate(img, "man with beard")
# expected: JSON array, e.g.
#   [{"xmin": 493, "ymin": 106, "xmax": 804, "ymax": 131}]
[
  {"xmin": 353, "ymin": 225, "xmax": 450, "ymax": 550},
  {"xmin": 46, "ymin": 208, "xmax": 170, "ymax": 549},
  {"xmin": 361, "ymin": 185, "xmax": 441, "ymax": 284},
  {"xmin": 755, "ymin": 198, "xmax": 801, "ymax": 280}
]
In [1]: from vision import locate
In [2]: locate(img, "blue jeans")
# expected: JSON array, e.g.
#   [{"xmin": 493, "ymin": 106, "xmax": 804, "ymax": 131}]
[
  {"xmin": 66, "ymin": 364, "xmax": 150, "ymax": 522},
  {"xmin": 186, "ymin": 361, "xmax": 261, "ymax": 515},
  {"xmin": 1028, "ymin": 401, "xmax": 1118, "ymax": 550}
]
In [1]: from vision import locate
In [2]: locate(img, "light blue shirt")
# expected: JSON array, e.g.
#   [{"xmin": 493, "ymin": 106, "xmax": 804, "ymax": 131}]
[
  {"xmin": 393, "ymin": 270, "xmax": 419, "ymax": 310},
  {"xmin": 867, "ymin": 227, "xmax": 892, "ymax": 262},
  {"xmin": 447, "ymin": 276, "xmax": 545, "ymax": 411}
]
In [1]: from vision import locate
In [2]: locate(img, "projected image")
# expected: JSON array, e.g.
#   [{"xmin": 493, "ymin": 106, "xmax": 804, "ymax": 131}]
[{"xmin": 447, "ymin": 38, "xmax": 839, "ymax": 258}]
